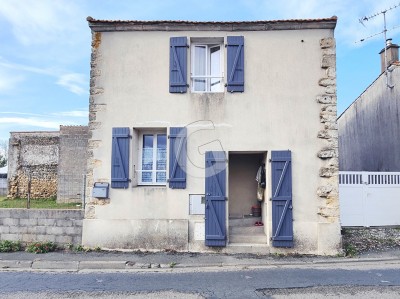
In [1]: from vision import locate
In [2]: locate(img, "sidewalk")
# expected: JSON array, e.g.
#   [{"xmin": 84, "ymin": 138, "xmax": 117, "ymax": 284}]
[{"xmin": 1, "ymin": 249, "xmax": 400, "ymax": 272}]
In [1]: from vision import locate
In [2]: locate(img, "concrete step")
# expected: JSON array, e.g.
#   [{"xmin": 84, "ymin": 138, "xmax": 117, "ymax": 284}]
[
  {"xmin": 229, "ymin": 217, "xmax": 262, "ymax": 227},
  {"xmin": 229, "ymin": 233, "xmax": 268, "ymax": 244},
  {"xmin": 229, "ymin": 226, "xmax": 265, "ymax": 235},
  {"xmin": 222, "ymin": 243, "xmax": 270, "ymax": 254}
]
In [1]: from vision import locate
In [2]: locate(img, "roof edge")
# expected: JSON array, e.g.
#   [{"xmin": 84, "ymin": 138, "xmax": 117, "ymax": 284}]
[{"xmin": 86, "ymin": 16, "xmax": 337, "ymax": 32}]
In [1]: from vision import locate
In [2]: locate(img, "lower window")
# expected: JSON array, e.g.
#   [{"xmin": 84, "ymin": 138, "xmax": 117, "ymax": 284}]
[{"xmin": 139, "ymin": 132, "xmax": 167, "ymax": 185}]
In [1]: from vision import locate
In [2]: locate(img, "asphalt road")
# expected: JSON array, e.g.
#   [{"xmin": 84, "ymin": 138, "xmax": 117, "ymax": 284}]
[{"xmin": 1, "ymin": 265, "xmax": 400, "ymax": 298}]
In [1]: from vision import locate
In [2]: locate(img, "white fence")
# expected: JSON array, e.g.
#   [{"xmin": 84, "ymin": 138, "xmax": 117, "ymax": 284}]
[
  {"xmin": 0, "ymin": 178, "xmax": 7, "ymax": 196},
  {"xmin": 339, "ymin": 171, "xmax": 400, "ymax": 227}
]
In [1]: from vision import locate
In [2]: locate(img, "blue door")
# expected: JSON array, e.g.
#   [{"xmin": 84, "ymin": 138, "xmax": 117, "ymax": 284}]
[
  {"xmin": 205, "ymin": 151, "xmax": 227, "ymax": 247},
  {"xmin": 271, "ymin": 150, "xmax": 293, "ymax": 247}
]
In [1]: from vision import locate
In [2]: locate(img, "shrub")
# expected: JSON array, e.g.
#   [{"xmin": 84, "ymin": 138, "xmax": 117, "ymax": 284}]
[
  {"xmin": 74, "ymin": 244, "xmax": 84, "ymax": 252},
  {"xmin": 26, "ymin": 242, "xmax": 57, "ymax": 254},
  {"xmin": 65, "ymin": 243, "xmax": 74, "ymax": 251},
  {"xmin": 344, "ymin": 243, "xmax": 357, "ymax": 257},
  {"xmin": 0, "ymin": 240, "xmax": 21, "ymax": 252}
]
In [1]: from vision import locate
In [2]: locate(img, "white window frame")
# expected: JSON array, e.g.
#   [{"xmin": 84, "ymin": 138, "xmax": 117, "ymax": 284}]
[
  {"xmin": 191, "ymin": 42, "xmax": 224, "ymax": 93},
  {"xmin": 137, "ymin": 131, "xmax": 167, "ymax": 186}
]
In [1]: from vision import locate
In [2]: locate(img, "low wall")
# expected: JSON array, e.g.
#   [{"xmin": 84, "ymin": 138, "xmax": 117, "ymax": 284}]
[
  {"xmin": 0, "ymin": 209, "xmax": 83, "ymax": 245},
  {"xmin": 83, "ymin": 219, "xmax": 188, "ymax": 250}
]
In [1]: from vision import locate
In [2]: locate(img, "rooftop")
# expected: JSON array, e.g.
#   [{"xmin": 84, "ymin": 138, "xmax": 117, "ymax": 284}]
[{"xmin": 87, "ymin": 16, "xmax": 337, "ymax": 32}]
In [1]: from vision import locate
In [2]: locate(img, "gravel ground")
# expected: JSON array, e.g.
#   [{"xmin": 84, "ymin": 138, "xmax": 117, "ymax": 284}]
[{"xmin": 342, "ymin": 227, "xmax": 400, "ymax": 256}]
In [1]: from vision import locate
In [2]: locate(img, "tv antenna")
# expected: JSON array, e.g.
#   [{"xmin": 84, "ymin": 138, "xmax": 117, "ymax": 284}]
[{"xmin": 358, "ymin": 2, "xmax": 400, "ymax": 88}]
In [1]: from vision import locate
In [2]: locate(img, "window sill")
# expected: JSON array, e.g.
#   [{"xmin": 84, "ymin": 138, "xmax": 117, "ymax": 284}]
[
  {"xmin": 190, "ymin": 91, "xmax": 224, "ymax": 94},
  {"xmin": 136, "ymin": 184, "xmax": 167, "ymax": 188}
]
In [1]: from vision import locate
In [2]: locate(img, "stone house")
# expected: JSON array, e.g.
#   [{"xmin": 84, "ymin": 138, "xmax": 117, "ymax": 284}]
[
  {"xmin": 83, "ymin": 16, "xmax": 341, "ymax": 255},
  {"xmin": 338, "ymin": 39, "xmax": 400, "ymax": 171},
  {"xmin": 7, "ymin": 126, "xmax": 88, "ymax": 202}
]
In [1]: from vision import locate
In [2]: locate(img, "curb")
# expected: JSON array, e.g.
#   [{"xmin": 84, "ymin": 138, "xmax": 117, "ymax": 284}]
[{"xmin": 1, "ymin": 257, "xmax": 400, "ymax": 272}]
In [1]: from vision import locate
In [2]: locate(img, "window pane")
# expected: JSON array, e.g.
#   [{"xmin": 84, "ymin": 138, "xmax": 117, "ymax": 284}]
[
  {"xmin": 210, "ymin": 46, "xmax": 221, "ymax": 92},
  {"xmin": 156, "ymin": 134, "xmax": 167, "ymax": 171},
  {"xmin": 142, "ymin": 135, "xmax": 153, "ymax": 182},
  {"xmin": 156, "ymin": 171, "xmax": 167, "ymax": 183},
  {"xmin": 142, "ymin": 172, "xmax": 152, "ymax": 183},
  {"xmin": 194, "ymin": 46, "xmax": 206, "ymax": 91}
]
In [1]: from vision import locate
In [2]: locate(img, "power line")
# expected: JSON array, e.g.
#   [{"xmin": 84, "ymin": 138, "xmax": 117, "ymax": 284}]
[
  {"xmin": 359, "ymin": 2, "xmax": 400, "ymax": 25},
  {"xmin": 355, "ymin": 24, "xmax": 400, "ymax": 44},
  {"xmin": 357, "ymin": 3, "xmax": 400, "ymax": 88}
]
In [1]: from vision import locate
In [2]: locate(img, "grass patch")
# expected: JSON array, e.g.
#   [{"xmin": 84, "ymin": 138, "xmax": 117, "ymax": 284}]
[
  {"xmin": 26, "ymin": 241, "xmax": 57, "ymax": 254},
  {"xmin": 0, "ymin": 197, "xmax": 80, "ymax": 209},
  {"xmin": 0, "ymin": 240, "xmax": 21, "ymax": 252}
]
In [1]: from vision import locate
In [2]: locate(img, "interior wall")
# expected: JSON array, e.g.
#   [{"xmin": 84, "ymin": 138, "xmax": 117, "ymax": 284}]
[{"xmin": 228, "ymin": 153, "xmax": 264, "ymax": 218}]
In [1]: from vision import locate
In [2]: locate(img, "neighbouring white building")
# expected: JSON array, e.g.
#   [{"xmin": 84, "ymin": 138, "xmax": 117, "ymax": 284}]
[
  {"xmin": 339, "ymin": 39, "xmax": 400, "ymax": 171},
  {"xmin": 83, "ymin": 16, "xmax": 341, "ymax": 255}
]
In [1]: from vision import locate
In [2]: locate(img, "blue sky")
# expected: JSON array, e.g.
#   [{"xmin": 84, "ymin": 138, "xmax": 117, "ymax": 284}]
[{"xmin": 1, "ymin": 0, "xmax": 400, "ymax": 141}]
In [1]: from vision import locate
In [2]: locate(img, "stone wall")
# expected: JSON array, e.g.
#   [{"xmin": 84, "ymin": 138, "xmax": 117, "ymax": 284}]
[
  {"xmin": 8, "ymin": 132, "xmax": 59, "ymax": 199},
  {"xmin": 7, "ymin": 128, "xmax": 89, "ymax": 201},
  {"xmin": 315, "ymin": 37, "xmax": 341, "ymax": 254},
  {"xmin": 57, "ymin": 126, "xmax": 89, "ymax": 203},
  {"xmin": 0, "ymin": 209, "xmax": 83, "ymax": 245}
]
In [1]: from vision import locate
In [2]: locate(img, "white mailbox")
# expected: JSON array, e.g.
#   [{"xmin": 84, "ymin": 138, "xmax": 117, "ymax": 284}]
[{"xmin": 92, "ymin": 182, "xmax": 109, "ymax": 199}]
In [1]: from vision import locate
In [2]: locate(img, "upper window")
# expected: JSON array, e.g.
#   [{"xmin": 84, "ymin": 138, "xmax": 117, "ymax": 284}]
[
  {"xmin": 139, "ymin": 132, "xmax": 167, "ymax": 185},
  {"xmin": 169, "ymin": 36, "xmax": 244, "ymax": 94},
  {"xmin": 191, "ymin": 40, "xmax": 224, "ymax": 92}
]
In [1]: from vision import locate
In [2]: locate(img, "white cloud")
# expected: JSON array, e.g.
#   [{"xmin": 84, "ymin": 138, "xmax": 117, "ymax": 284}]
[
  {"xmin": 0, "ymin": 0, "xmax": 83, "ymax": 46},
  {"xmin": 246, "ymin": 0, "xmax": 400, "ymax": 47},
  {"xmin": 0, "ymin": 57, "xmax": 55, "ymax": 76},
  {"xmin": 52, "ymin": 110, "xmax": 88, "ymax": 118},
  {"xmin": 0, "ymin": 69, "xmax": 24, "ymax": 93},
  {"xmin": 0, "ymin": 57, "xmax": 88, "ymax": 96},
  {"xmin": 0, "ymin": 117, "xmax": 61, "ymax": 129},
  {"xmin": 0, "ymin": 111, "xmax": 87, "ymax": 135},
  {"xmin": 56, "ymin": 73, "xmax": 88, "ymax": 96}
]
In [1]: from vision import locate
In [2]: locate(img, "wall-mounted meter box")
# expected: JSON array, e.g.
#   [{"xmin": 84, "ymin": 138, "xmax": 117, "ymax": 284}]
[{"xmin": 92, "ymin": 182, "xmax": 109, "ymax": 199}]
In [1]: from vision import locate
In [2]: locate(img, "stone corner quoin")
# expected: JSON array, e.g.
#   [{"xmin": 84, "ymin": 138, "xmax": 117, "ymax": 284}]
[{"xmin": 316, "ymin": 36, "xmax": 339, "ymax": 224}]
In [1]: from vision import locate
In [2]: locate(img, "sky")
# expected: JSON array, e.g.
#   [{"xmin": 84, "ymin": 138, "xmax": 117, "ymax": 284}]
[{"xmin": 1, "ymin": 0, "xmax": 400, "ymax": 141}]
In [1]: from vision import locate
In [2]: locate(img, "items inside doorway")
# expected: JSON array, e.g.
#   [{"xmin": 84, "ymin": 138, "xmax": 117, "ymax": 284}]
[
  {"xmin": 255, "ymin": 163, "xmax": 266, "ymax": 201},
  {"xmin": 253, "ymin": 163, "xmax": 265, "ymax": 226}
]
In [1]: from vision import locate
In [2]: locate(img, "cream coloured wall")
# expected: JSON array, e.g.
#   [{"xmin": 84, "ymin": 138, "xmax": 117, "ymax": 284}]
[{"xmin": 83, "ymin": 25, "xmax": 340, "ymax": 254}]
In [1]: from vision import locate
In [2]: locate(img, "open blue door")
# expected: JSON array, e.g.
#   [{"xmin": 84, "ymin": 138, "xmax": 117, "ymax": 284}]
[
  {"xmin": 205, "ymin": 151, "xmax": 227, "ymax": 247},
  {"xmin": 271, "ymin": 150, "xmax": 293, "ymax": 248}
]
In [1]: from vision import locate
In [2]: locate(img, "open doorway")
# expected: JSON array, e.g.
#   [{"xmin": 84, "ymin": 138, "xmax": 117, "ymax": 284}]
[
  {"xmin": 228, "ymin": 152, "xmax": 266, "ymax": 218},
  {"xmin": 228, "ymin": 152, "xmax": 268, "ymax": 244}
]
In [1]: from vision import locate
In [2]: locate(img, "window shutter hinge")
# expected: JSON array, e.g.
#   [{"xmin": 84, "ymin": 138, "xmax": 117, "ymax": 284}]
[
  {"xmin": 269, "ymin": 197, "xmax": 272, "ymax": 201},
  {"xmin": 224, "ymin": 83, "xmax": 227, "ymax": 87},
  {"xmin": 269, "ymin": 159, "xmax": 272, "ymax": 162},
  {"xmin": 225, "ymin": 44, "xmax": 227, "ymax": 48}
]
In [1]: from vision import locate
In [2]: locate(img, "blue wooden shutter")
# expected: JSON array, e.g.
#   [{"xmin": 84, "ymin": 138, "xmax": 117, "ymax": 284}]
[
  {"xmin": 111, "ymin": 127, "xmax": 130, "ymax": 188},
  {"xmin": 169, "ymin": 37, "xmax": 188, "ymax": 93},
  {"xmin": 169, "ymin": 127, "xmax": 187, "ymax": 189},
  {"xmin": 205, "ymin": 151, "xmax": 227, "ymax": 247},
  {"xmin": 226, "ymin": 36, "xmax": 244, "ymax": 92},
  {"xmin": 271, "ymin": 150, "xmax": 293, "ymax": 247}
]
